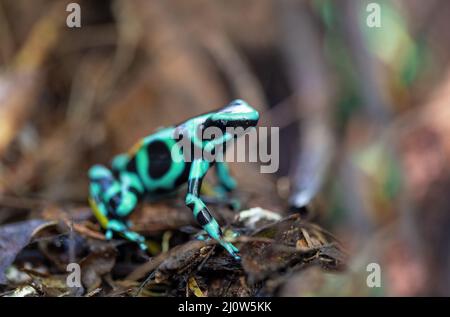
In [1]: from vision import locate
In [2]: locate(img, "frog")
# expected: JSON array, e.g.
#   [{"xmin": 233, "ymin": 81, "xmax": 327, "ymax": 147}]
[{"xmin": 88, "ymin": 99, "xmax": 259, "ymax": 260}]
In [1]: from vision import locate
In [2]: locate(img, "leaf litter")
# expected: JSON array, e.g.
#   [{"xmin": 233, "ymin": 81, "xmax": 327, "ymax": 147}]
[{"xmin": 0, "ymin": 198, "xmax": 346, "ymax": 297}]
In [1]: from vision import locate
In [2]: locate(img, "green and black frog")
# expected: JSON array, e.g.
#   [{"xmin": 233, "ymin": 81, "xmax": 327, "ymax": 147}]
[{"xmin": 88, "ymin": 99, "xmax": 259, "ymax": 259}]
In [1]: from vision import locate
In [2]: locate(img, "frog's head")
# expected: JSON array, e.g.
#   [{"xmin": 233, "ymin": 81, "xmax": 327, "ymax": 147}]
[{"xmin": 206, "ymin": 99, "xmax": 259, "ymax": 135}]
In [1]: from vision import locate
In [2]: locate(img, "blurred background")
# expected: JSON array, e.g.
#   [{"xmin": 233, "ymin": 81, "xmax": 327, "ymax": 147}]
[{"xmin": 1, "ymin": 0, "xmax": 450, "ymax": 296}]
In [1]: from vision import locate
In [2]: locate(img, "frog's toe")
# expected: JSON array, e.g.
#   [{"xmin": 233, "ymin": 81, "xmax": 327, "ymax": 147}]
[
  {"xmin": 138, "ymin": 242, "xmax": 148, "ymax": 251},
  {"xmin": 124, "ymin": 231, "xmax": 145, "ymax": 243},
  {"xmin": 105, "ymin": 229, "xmax": 113, "ymax": 240},
  {"xmin": 229, "ymin": 249, "xmax": 241, "ymax": 261},
  {"xmin": 195, "ymin": 232, "xmax": 210, "ymax": 241},
  {"xmin": 128, "ymin": 233, "xmax": 148, "ymax": 251},
  {"xmin": 221, "ymin": 241, "xmax": 240, "ymax": 260}
]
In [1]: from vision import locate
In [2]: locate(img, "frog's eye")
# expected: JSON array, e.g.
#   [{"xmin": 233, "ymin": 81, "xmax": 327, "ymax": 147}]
[{"xmin": 204, "ymin": 117, "xmax": 227, "ymax": 131}]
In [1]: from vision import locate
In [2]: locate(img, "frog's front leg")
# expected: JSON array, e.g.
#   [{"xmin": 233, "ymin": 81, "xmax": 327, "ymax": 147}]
[
  {"xmin": 211, "ymin": 161, "xmax": 241, "ymax": 211},
  {"xmin": 88, "ymin": 165, "xmax": 147, "ymax": 251},
  {"xmin": 215, "ymin": 161, "xmax": 237, "ymax": 192},
  {"xmin": 185, "ymin": 159, "xmax": 240, "ymax": 259}
]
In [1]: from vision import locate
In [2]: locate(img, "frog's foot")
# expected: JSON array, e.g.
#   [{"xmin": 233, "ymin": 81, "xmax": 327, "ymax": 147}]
[
  {"xmin": 195, "ymin": 228, "xmax": 240, "ymax": 259},
  {"xmin": 195, "ymin": 232, "xmax": 210, "ymax": 241},
  {"xmin": 222, "ymin": 229, "xmax": 240, "ymax": 259},
  {"xmin": 105, "ymin": 229, "xmax": 113, "ymax": 240},
  {"xmin": 196, "ymin": 235, "xmax": 239, "ymax": 259},
  {"xmin": 123, "ymin": 230, "xmax": 148, "ymax": 251},
  {"xmin": 219, "ymin": 240, "xmax": 240, "ymax": 260},
  {"xmin": 215, "ymin": 184, "xmax": 241, "ymax": 211},
  {"xmin": 106, "ymin": 220, "xmax": 148, "ymax": 251},
  {"xmin": 196, "ymin": 228, "xmax": 239, "ymax": 240}
]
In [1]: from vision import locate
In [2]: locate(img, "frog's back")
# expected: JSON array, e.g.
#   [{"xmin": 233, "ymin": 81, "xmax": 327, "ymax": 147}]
[{"xmin": 122, "ymin": 126, "xmax": 191, "ymax": 194}]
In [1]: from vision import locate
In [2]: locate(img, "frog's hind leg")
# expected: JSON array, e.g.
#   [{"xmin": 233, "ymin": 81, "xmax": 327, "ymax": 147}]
[
  {"xmin": 88, "ymin": 164, "xmax": 117, "ymax": 230},
  {"xmin": 88, "ymin": 165, "xmax": 147, "ymax": 251},
  {"xmin": 214, "ymin": 161, "xmax": 237, "ymax": 192}
]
